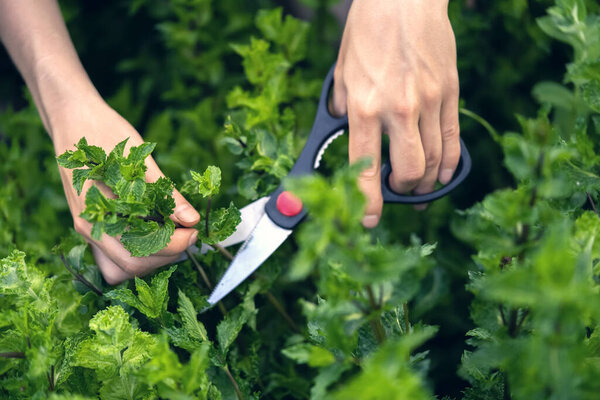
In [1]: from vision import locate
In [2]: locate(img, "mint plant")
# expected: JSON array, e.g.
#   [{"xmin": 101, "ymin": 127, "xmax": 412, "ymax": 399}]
[
  {"xmin": 2, "ymin": 1, "xmax": 600, "ymax": 400},
  {"xmin": 57, "ymin": 138, "xmax": 176, "ymax": 257},
  {"xmin": 181, "ymin": 165, "xmax": 241, "ymax": 246},
  {"xmin": 454, "ymin": 1, "xmax": 600, "ymax": 398}
]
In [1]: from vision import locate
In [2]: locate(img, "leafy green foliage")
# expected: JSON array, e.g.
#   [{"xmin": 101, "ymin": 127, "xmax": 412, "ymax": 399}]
[
  {"xmin": 3, "ymin": 1, "xmax": 600, "ymax": 399},
  {"xmin": 453, "ymin": 1, "xmax": 600, "ymax": 399},
  {"xmin": 223, "ymin": 8, "xmax": 321, "ymax": 200},
  {"xmin": 106, "ymin": 266, "xmax": 177, "ymax": 322},
  {"xmin": 57, "ymin": 138, "xmax": 176, "ymax": 257},
  {"xmin": 181, "ymin": 165, "xmax": 242, "ymax": 245},
  {"xmin": 74, "ymin": 306, "xmax": 157, "ymax": 398}
]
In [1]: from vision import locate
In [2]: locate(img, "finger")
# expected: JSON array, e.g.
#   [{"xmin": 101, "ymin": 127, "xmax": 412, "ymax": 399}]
[
  {"xmin": 94, "ymin": 232, "xmax": 184, "ymax": 278},
  {"xmin": 386, "ymin": 109, "xmax": 426, "ymax": 195},
  {"xmin": 170, "ymin": 189, "xmax": 201, "ymax": 227},
  {"xmin": 90, "ymin": 243, "xmax": 133, "ymax": 285},
  {"xmin": 347, "ymin": 100, "xmax": 383, "ymax": 228},
  {"xmin": 154, "ymin": 227, "xmax": 198, "ymax": 256},
  {"xmin": 331, "ymin": 65, "xmax": 348, "ymax": 116},
  {"xmin": 144, "ymin": 156, "xmax": 200, "ymax": 227},
  {"xmin": 412, "ymin": 104, "xmax": 443, "ymax": 211},
  {"xmin": 438, "ymin": 77, "xmax": 461, "ymax": 185}
]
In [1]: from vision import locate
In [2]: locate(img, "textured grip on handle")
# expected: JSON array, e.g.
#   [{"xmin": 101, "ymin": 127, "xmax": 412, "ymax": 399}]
[{"xmin": 381, "ymin": 138, "xmax": 471, "ymax": 203}]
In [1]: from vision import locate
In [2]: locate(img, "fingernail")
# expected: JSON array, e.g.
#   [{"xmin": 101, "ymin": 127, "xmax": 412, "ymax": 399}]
[
  {"xmin": 439, "ymin": 168, "xmax": 454, "ymax": 185},
  {"xmin": 414, "ymin": 203, "xmax": 428, "ymax": 211},
  {"xmin": 176, "ymin": 205, "xmax": 198, "ymax": 224},
  {"xmin": 362, "ymin": 215, "xmax": 379, "ymax": 228},
  {"xmin": 188, "ymin": 231, "xmax": 198, "ymax": 247}
]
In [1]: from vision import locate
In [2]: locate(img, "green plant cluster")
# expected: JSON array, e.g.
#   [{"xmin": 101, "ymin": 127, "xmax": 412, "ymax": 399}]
[
  {"xmin": 1, "ymin": 0, "xmax": 600, "ymax": 399},
  {"xmin": 57, "ymin": 138, "xmax": 178, "ymax": 257}
]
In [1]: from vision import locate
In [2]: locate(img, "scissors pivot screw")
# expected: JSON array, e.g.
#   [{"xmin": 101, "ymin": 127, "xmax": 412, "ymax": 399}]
[{"xmin": 276, "ymin": 191, "xmax": 303, "ymax": 217}]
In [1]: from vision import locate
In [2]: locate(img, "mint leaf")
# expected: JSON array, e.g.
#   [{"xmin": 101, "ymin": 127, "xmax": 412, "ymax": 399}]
[
  {"xmin": 74, "ymin": 306, "xmax": 156, "ymax": 382},
  {"xmin": 58, "ymin": 140, "xmax": 178, "ymax": 257},
  {"xmin": 282, "ymin": 343, "xmax": 335, "ymax": 367},
  {"xmin": 198, "ymin": 202, "xmax": 241, "ymax": 245},
  {"xmin": 121, "ymin": 219, "xmax": 175, "ymax": 257},
  {"xmin": 106, "ymin": 266, "xmax": 176, "ymax": 321},
  {"xmin": 189, "ymin": 166, "xmax": 221, "ymax": 198}
]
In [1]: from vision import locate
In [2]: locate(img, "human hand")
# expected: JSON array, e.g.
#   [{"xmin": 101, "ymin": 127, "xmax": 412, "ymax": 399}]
[
  {"xmin": 52, "ymin": 97, "xmax": 200, "ymax": 285},
  {"xmin": 332, "ymin": 0, "xmax": 460, "ymax": 227}
]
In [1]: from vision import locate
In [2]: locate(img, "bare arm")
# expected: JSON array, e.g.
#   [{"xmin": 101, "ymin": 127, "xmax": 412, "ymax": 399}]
[
  {"xmin": 0, "ymin": 0, "xmax": 201, "ymax": 284},
  {"xmin": 0, "ymin": 0, "xmax": 99, "ymax": 134}
]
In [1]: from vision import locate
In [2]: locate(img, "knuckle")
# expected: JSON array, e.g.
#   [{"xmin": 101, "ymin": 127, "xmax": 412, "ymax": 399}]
[
  {"xmin": 442, "ymin": 123, "xmax": 460, "ymax": 141},
  {"xmin": 425, "ymin": 148, "xmax": 442, "ymax": 169},
  {"xmin": 422, "ymin": 86, "xmax": 442, "ymax": 106},
  {"xmin": 352, "ymin": 100, "xmax": 379, "ymax": 120},
  {"xmin": 446, "ymin": 72, "xmax": 460, "ymax": 94},
  {"xmin": 391, "ymin": 99, "xmax": 419, "ymax": 118},
  {"xmin": 359, "ymin": 165, "xmax": 380, "ymax": 180},
  {"xmin": 398, "ymin": 165, "xmax": 426, "ymax": 185}
]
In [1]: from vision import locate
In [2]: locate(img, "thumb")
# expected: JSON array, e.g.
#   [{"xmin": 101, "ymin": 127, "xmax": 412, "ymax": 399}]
[
  {"xmin": 144, "ymin": 157, "xmax": 200, "ymax": 227},
  {"xmin": 171, "ymin": 188, "xmax": 201, "ymax": 227},
  {"xmin": 330, "ymin": 66, "xmax": 347, "ymax": 117}
]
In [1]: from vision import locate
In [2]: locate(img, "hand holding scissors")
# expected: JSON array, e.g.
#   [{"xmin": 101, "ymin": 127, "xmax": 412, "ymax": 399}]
[{"xmin": 202, "ymin": 64, "xmax": 471, "ymax": 305}]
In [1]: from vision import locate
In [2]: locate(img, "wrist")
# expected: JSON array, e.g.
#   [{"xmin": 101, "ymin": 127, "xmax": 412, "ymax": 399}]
[{"xmin": 30, "ymin": 55, "xmax": 102, "ymax": 140}]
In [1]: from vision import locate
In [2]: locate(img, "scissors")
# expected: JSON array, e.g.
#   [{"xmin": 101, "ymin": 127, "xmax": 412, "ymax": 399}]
[{"xmin": 201, "ymin": 64, "xmax": 471, "ymax": 305}]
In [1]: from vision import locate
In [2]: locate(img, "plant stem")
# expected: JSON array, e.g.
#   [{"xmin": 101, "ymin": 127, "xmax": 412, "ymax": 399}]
[
  {"xmin": 515, "ymin": 309, "xmax": 530, "ymax": 333},
  {"xmin": 587, "ymin": 192, "xmax": 600, "ymax": 217},
  {"xmin": 205, "ymin": 197, "xmax": 212, "ymax": 238},
  {"xmin": 366, "ymin": 285, "xmax": 386, "ymax": 344},
  {"xmin": 264, "ymin": 291, "xmax": 300, "ymax": 333},
  {"xmin": 499, "ymin": 305, "xmax": 507, "ymax": 326},
  {"xmin": 403, "ymin": 303, "xmax": 410, "ymax": 335},
  {"xmin": 186, "ymin": 249, "xmax": 212, "ymax": 289},
  {"xmin": 223, "ymin": 363, "xmax": 244, "ymax": 400},
  {"xmin": 185, "ymin": 249, "xmax": 227, "ymax": 316},
  {"xmin": 460, "ymin": 108, "xmax": 500, "ymax": 142},
  {"xmin": 508, "ymin": 309, "xmax": 518, "ymax": 337},
  {"xmin": 60, "ymin": 254, "xmax": 103, "ymax": 296},
  {"xmin": 214, "ymin": 243, "xmax": 234, "ymax": 260},
  {"xmin": 0, "ymin": 352, "xmax": 25, "ymax": 358},
  {"xmin": 47, "ymin": 365, "xmax": 55, "ymax": 391},
  {"xmin": 503, "ymin": 373, "xmax": 511, "ymax": 400}
]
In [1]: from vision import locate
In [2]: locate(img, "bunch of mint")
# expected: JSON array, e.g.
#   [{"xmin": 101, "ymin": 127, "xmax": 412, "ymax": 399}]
[{"xmin": 57, "ymin": 138, "xmax": 176, "ymax": 257}]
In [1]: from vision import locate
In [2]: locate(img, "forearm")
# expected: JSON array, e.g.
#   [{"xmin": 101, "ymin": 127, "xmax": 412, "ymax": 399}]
[{"xmin": 0, "ymin": 0, "xmax": 100, "ymax": 137}]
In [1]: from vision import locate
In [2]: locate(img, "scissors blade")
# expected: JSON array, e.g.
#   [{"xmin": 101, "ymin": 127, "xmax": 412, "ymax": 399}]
[
  {"xmin": 207, "ymin": 213, "xmax": 292, "ymax": 305},
  {"xmin": 176, "ymin": 197, "xmax": 270, "ymax": 263}
]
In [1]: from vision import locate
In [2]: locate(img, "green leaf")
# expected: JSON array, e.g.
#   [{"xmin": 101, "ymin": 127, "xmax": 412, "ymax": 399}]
[
  {"xmin": 216, "ymin": 293, "xmax": 257, "ymax": 354},
  {"xmin": 56, "ymin": 151, "xmax": 86, "ymax": 169},
  {"xmin": 189, "ymin": 165, "xmax": 222, "ymax": 198},
  {"xmin": 177, "ymin": 290, "xmax": 208, "ymax": 342},
  {"xmin": 167, "ymin": 291, "xmax": 209, "ymax": 352},
  {"xmin": 282, "ymin": 343, "xmax": 335, "ymax": 367},
  {"xmin": 106, "ymin": 266, "xmax": 177, "ymax": 321},
  {"xmin": 121, "ymin": 219, "xmax": 175, "ymax": 257},
  {"xmin": 332, "ymin": 327, "xmax": 437, "ymax": 400},
  {"xmin": 582, "ymin": 80, "xmax": 600, "ymax": 112},
  {"xmin": 72, "ymin": 169, "xmax": 92, "ymax": 195},
  {"xmin": 74, "ymin": 306, "xmax": 157, "ymax": 382},
  {"xmin": 198, "ymin": 202, "xmax": 241, "ymax": 245}
]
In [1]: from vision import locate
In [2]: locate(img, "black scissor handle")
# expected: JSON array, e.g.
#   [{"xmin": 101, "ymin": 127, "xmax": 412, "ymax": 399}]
[
  {"xmin": 265, "ymin": 63, "xmax": 471, "ymax": 229},
  {"xmin": 381, "ymin": 138, "xmax": 471, "ymax": 203}
]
